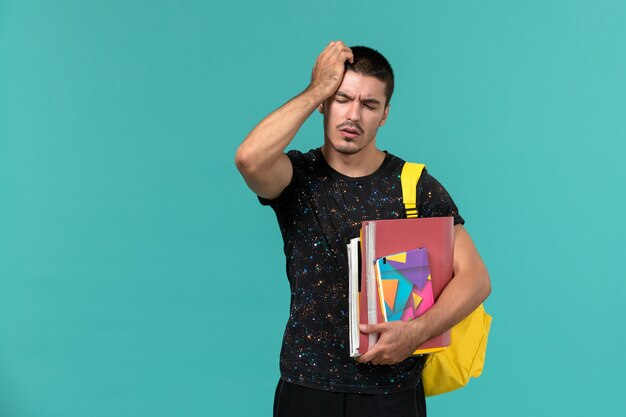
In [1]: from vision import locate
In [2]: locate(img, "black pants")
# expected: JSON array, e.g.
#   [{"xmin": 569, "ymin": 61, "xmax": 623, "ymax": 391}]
[{"xmin": 273, "ymin": 379, "xmax": 427, "ymax": 417}]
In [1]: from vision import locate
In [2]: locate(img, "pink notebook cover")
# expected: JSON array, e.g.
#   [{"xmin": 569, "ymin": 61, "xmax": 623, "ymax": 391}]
[{"xmin": 358, "ymin": 217, "xmax": 454, "ymax": 355}]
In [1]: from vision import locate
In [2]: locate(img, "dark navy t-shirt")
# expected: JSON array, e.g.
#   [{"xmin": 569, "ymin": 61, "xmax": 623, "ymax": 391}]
[{"xmin": 259, "ymin": 148, "xmax": 463, "ymax": 394}]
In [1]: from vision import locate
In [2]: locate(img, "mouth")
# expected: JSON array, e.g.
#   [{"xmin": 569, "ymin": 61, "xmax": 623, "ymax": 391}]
[
  {"xmin": 339, "ymin": 128, "xmax": 360, "ymax": 139},
  {"xmin": 337, "ymin": 122, "xmax": 363, "ymax": 139}
]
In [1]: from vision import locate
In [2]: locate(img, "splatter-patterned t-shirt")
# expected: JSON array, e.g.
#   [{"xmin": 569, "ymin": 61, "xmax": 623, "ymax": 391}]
[{"xmin": 259, "ymin": 148, "xmax": 464, "ymax": 394}]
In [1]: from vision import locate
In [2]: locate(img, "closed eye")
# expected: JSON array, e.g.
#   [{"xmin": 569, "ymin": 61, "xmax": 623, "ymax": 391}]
[{"xmin": 362, "ymin": 99, "xmax": 381, "ymax": 110}]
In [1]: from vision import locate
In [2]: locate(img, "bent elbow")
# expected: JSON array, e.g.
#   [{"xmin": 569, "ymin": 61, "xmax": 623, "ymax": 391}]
[
  {"xmin": 234, "ymin": 145, "xmax": 256, "ymax": 177},
  {"xmin": 480, "ymin": 268, "xmax": 492, "ymax": 302}
]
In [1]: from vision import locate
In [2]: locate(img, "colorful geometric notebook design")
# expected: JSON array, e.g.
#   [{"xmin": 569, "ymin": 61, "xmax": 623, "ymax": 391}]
[{"xmin": 376, "ymin": 248, "xmax": 434, "ymax": 322}]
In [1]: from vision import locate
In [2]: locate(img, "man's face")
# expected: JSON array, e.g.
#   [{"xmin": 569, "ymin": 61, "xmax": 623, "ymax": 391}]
[{"xmin": 320, "ymin": 70, "xmax": 390, "ymax": 156}]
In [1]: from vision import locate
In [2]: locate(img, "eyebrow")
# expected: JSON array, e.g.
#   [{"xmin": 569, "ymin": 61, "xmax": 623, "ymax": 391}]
[{"xmin": 336, "ymin": 91, "xmax": 382, "ymax": 106}]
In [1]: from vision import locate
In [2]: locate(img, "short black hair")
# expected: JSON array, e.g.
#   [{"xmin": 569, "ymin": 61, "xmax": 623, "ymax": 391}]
[{"xmin": 346, "ymin": 46, "xmax": 395, "ymax": 105}]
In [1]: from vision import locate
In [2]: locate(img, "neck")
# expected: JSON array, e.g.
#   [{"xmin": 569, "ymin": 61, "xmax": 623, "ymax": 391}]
[{"xmin": 321, "ymin": 144, "xmax": 386, "ymax": 178}]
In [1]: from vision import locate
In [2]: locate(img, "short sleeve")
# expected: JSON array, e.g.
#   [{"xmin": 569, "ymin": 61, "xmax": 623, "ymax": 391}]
[
  {"xmin": 416, "ymin": 169, "xmax": 465, "ymax": 225},
  {"xmin": 257, "ymin": 150, "xmax": 301, "ymax": 209}
]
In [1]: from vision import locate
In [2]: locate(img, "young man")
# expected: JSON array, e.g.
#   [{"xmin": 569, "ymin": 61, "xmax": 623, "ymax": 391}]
[{"xmin": 235, "ymin": 41, "xmax": 491, "ymax": 417}]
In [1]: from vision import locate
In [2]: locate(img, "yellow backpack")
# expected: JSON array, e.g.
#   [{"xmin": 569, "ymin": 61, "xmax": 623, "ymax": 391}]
[{"xmin": 400, "ymin": 162, "xmax": 492, "ymax": 397}]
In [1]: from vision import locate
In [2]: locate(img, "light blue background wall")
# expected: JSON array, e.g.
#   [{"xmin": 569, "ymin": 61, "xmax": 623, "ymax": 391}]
[{"xmin": 1, "ymin": 1, "xmax": 625, "ymax": 416}]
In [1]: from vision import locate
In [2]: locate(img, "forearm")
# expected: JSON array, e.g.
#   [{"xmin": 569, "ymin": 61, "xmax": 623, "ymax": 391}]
[
  {"xmin": 411, "ymin": 225, "xmax": 491, "ymax": 343},
  {"xmin": 235, "ymin": 41, "xmax": 354, "ymax": 199},
  {"xmin": 415, "ymin": 267, "xmax": 490, "ymax": 341},
  {"xmin": 236, "ymin": 41, "xmax": 353, "ymax": 176},
  {"xmin": 235, "ymin": 86, "xmax": 325, "ymax": 175}
]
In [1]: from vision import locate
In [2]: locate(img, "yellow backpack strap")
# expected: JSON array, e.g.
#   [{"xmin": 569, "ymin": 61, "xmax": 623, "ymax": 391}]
[{"xmin": 400, "ymin": 162, "xmax": 425, "ymax": 218}]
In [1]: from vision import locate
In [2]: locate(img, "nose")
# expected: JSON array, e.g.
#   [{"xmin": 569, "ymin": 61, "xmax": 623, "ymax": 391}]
[{"xmin": 347, "ymin": 100, "xmax": 360, "ymax": 122}]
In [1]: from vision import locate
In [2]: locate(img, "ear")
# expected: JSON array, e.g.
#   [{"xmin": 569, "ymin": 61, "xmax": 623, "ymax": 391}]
[
  {"xmin": 318, "ymin": 102, "xmax": 325, "ymax": 115},
  {"xmin": 379, "ymin": 104, "xmax": 390, "ymax": 127}
]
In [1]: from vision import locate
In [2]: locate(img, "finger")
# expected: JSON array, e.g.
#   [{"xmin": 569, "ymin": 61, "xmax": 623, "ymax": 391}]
[
  {"xmin": 339, "ymin": 49, "xmax": 353, "ymax": 65},
  {"xmin": 333, "ymin": 41, "xmax": 349, "ymax": 52},
  {"xmin": 326, "ymin": 44, "xmax": 346, "ymax": 61},
  {"xmin": 369, "ymin": 350, "xmax": 394, "ymax": 366},
  {"xmin": 326, "ymin": 41, "xmax": 349, "ymax": 57},
  {"xmin": 334, "ymin": 44, "xmax": 352, "ymax": 59},
  {"xmin": 360, "ymin": 323, "xmax": 386, "ymax": 334},
  {"xmin": 318, "ymin": 41, "xmax": 339, "ymax": 63},
  {"xmin": 337, "ymin": 47, "xmax": 352, "ymax": 57},
  {"xmin": 357, "ymin": 343, "xmax": 382, "ymax": 363},
  {"xmin": 368, "ymin": 354, "xmax": 389, "ymax": 366},
  {"xmin": 359, "ymin": 352, "xmax": 396, "ymax": 366},
  {"xmin": 325, "ymin": 41, "xmax": 338, "ymax": 53},
  {"xmin": 356, "ymin": 345, "xmax": 375, "ymax": 362},
  {"xmin": 318, "ymin": 42, "xmax": 336, "ymax": 61}
]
